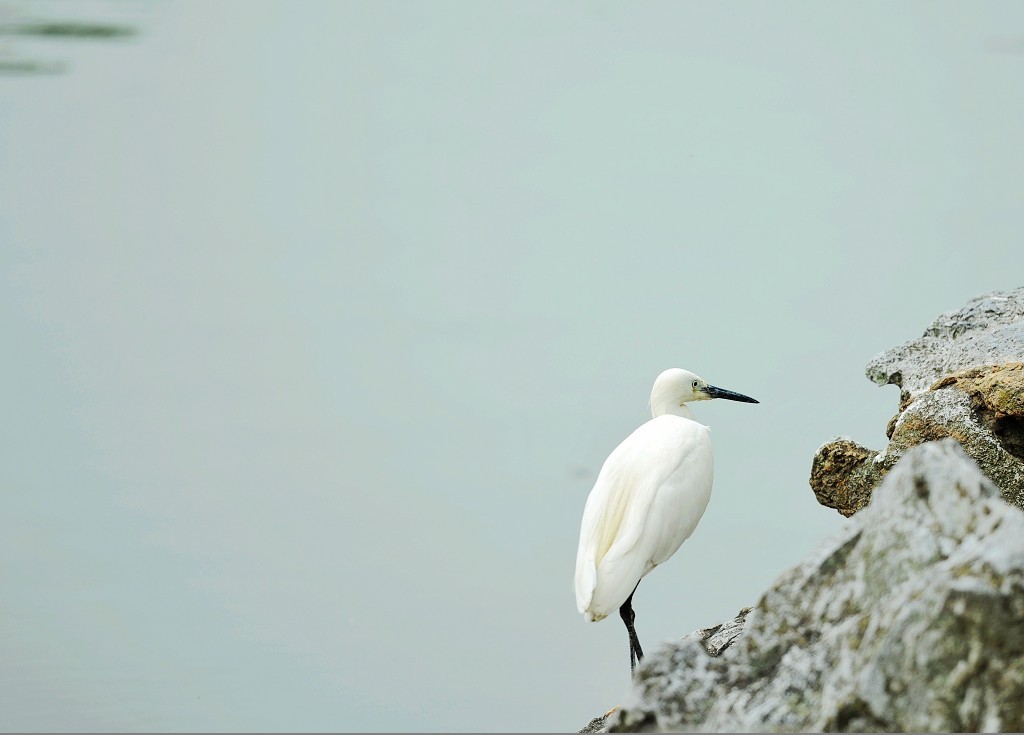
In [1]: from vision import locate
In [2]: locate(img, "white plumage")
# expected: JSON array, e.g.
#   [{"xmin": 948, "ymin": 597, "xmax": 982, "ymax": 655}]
[
  {"xmin": 574, "ymin": 368, "xmax": 757, "ymax": 672},
  {"xmin": 575, "ymin": 415, "xmax": 712, "ymax": 621}
]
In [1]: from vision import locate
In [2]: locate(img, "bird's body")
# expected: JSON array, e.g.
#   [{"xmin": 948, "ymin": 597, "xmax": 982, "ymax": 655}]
[
  {"xmin": 574, "ymin": 414, "xmax": 713, "ymax": 622},
  {"xmin": 574, "ymin": 368, "xmax": 757, "ymax": 673}
]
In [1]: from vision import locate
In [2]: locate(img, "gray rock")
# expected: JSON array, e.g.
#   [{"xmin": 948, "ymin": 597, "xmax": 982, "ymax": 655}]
[
  {"xmin": 811, "ymin": 287, "xmax": 1024, "ymax": 516},
  {"xmin": 866, "ymin": 286, "xmax": 1024, "ymax": 403},
  {"xmin": 683, "ymin": 606, "xmax": 751, "ymax": 658},
  {"xmin": 608, "ymin": 441, "xmax": 1024, "ymax": 733},
  {"xmin": 579, "ymin": 609, "xmax": 752, "ymax": 734},
  {"xmin": 580, "ymin": 711, "xmax": 616, "ymax": 734}
]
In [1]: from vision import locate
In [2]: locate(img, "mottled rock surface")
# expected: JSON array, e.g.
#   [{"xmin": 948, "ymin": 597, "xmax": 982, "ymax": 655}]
[
  {"xmin": 685, "ymin": 606, "xmax": 751, "ymax": 658},
  {"xmin": 809, "ymin": 439, "xmax": 878, "ymax": 517},
  {"xmin": 607, "ymin": 441, "xmax": 1024, "ymax": 733},
  {"xmin": 866, "ymin": 286, "xmax": 1024, "ymax": 403},
  {"xmin": 812, "ymin": 288, "xmax": 1024, "ymax": 516}
]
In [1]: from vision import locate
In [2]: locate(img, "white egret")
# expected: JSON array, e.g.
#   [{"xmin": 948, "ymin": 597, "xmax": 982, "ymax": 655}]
[{"xmin": 574, "ymin": 368, "xmax": 758, "ymax": 674}]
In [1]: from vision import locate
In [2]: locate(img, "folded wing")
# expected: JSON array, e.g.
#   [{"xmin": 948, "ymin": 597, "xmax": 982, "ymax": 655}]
[{"xmin": 575, "ymin": 415, "xmax": 713, "ymax": 621}]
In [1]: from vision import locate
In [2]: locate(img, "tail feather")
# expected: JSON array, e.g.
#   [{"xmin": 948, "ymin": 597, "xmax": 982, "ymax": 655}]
[{"xmin": 574, "ymin": 554, "xmax": 597, "ymax": 618}]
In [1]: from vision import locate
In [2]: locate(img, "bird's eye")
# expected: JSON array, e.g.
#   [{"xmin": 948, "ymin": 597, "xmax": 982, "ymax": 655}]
[{"xmin": 691, "ymin": 380, "xmax": 699, "ymax": 389}]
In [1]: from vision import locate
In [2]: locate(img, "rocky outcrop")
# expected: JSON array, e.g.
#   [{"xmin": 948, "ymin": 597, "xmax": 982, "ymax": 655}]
[
  {"xmin": 811, "ymin": 287, "xmax": 1024, "ymax": 516},
  {"xmin": 579, "ymin": 608, "xmax": 751, "ymax": 733},
  {"xmin": 605, "ymin": 440, "xmax": 1024, "ymax": 732},
  {"xmin": 866, "ymin": 287, "xmax": 1024, "ymax": 403},
  {"xmin": 576, "ymin": 290, "xmax": 1024, "ymax": 733}
]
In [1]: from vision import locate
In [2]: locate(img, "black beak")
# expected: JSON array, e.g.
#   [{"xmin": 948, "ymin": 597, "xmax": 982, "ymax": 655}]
[{"xmin": 704, "ymin": 384, "xmax": 759, "ymax": 403}]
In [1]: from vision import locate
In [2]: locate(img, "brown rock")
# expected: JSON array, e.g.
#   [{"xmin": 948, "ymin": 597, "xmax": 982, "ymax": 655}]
[
  {"xmin": 812, "ymin": 363, "xmax": 1024, "ymax": 516},
  {"xmin": 809, "ymin": 440, "xmax": 883, "ymax": 517},
  {"xmin": 933, "ymin": 362, "xmax": 1024, "ymax": 417}
]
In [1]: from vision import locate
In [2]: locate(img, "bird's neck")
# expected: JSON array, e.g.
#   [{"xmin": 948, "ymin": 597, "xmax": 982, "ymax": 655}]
[{"xmin": 651, "ymin": 403, "xmax": 694, "ymax": 420}]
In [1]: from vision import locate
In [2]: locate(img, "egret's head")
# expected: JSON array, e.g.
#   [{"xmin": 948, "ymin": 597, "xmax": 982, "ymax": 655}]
[{"xmin": 650, "ymin": 368, "xmax": 758, "ymax": 418}]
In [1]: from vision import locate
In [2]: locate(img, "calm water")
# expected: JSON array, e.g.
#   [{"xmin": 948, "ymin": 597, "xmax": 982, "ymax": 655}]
[{"xmin": 3, "ymin": 1, "xmax": 1024, "ymax": 730}]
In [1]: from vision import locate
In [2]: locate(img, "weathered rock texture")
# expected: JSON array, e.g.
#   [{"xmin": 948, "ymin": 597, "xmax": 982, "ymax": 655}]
[
  {"xmin": 867, "ymin": 287, "xmax": 1024, "ymax": 402},
  {"xmin": 606, "ymin": 440, "xmax": 1024, "ymax": 732},
  {"xmin": 684, "ymin": 606, "xmax": 751, "ymax": 658},
  {"xmin": 811, "ymin": 287, "xmax": 1024, "ymax": 516}
]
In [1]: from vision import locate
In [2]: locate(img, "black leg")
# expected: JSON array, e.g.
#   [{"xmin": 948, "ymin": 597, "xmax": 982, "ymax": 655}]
[{"xmin": 619, "ymin": 588, "xmax": 644, "ymax": 675}]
